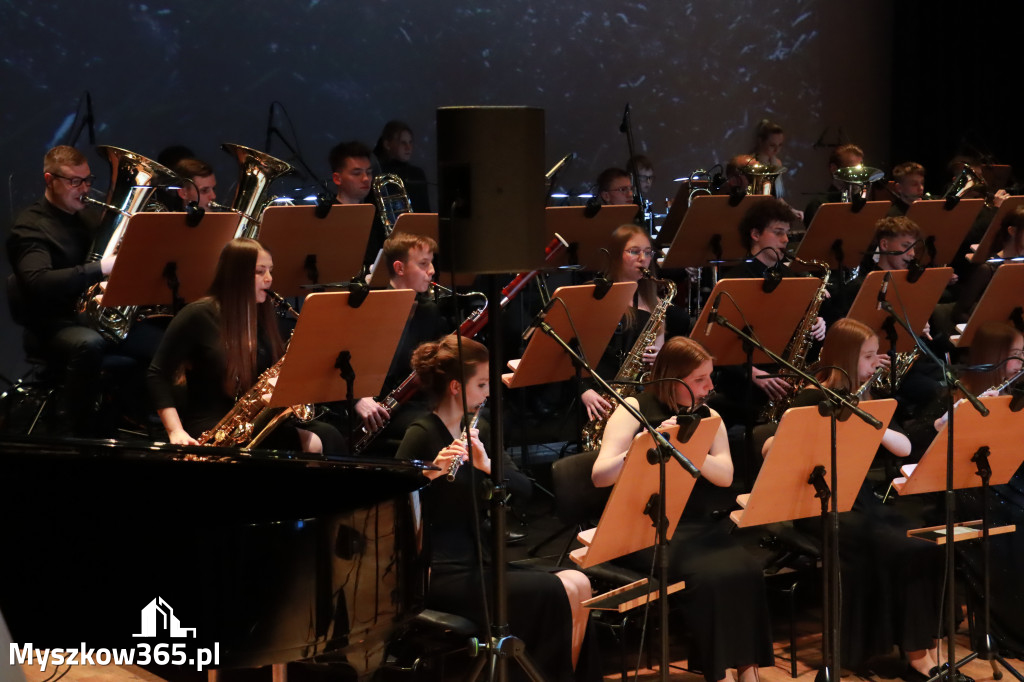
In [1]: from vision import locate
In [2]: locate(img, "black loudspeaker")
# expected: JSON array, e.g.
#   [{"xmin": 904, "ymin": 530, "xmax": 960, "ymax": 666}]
[{"xmin": 436, "ymin": 106, "xmax": 546, "ymax": 275}]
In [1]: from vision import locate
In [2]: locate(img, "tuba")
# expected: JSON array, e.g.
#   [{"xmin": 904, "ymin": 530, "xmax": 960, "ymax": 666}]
[
  {"xmin": 833, "ymin": 165, "xmax": 885, "ymax": 203},
  {"xmin": 77, "ymin": 146, "xmax": 179, "ymax": 342},
  {"xmin": 372, "ymin": 173, "xmax": 413, "ymax": 237},
  {"xmin": 217, "ymin": 143, "xmax": 294, "ymax": 239},
  {"xmin": 581, "ymin": 273, "xmax": 677, "ymax": 450},
  {"xmin": 741, "ymin": 160, "xmax": 787, "ymax": 196},
  {"xmin": 944, "ymin": 163, "xmax": 988, "ymax": 203}
]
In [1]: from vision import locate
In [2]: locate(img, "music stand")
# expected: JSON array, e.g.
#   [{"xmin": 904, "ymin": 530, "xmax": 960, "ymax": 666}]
[
  {"xmin": 99, "ymin": 212, "xmax": 239, "ymax": 308},
  {"xmin": 258, "ymin": 204, "xmax": 374, "ymax": 297},
  {"xmin": 847, "ymin": 268, "xmax": 954, "ymax": 354},
  {"xmin": 795, "ymin": 202, "xmax": 891, "ymax": 271},
  {"xmin": 571, "ymin": 418, "xmax": 719, "ymax": 568},
  {"xmin": 689, "ymin": 277, "xmax": 823, "ymax": 366},
  {"xmin": 904, "ymin": 198, "xmax": 984, "ymax": 267},
  {"xmin": 267, "ymin": 290, "xmax": 417, "ymax": 408},
  {"xmin": 542, "ymin": 206, "xmax": 640, "ymax": 272},
  {"xmin": 969, "ymin": 196, "xmax": 1024, "ymax": 263},
  {"xmin": 501, "ymin": 282, "xmax": 636, "ymax": 388},
  {"xmin": 366, "ymin": 213, "xmax": 480, "ymax": 288},
  {"xmin": 955, "ymin": 263, "xmax": 1024, "ymax": 347},
  {"xmin": 660, "ymin": 194, "xmax": 775, "ymax": 270}
]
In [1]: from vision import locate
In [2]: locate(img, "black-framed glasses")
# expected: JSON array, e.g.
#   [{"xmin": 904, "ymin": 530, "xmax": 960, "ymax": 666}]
[
  {"xmin": 608, "ymin": 185, "xmax": 633, "ymax": 194},
  {"xmin": 50, "ymin": 172, "xmax": 96, "ymax": 188},
  {"xmin": 624, "ymin": 247, "xmax": 654, "ymax": 258}
]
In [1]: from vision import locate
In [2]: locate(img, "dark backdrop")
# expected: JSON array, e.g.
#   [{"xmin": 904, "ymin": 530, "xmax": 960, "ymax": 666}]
[{"xmin": 1, "ymin": 1, "xmax": 905, "ymax": 380}]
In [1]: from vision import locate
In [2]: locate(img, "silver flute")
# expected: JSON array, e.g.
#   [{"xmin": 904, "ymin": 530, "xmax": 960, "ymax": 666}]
[{"xmin": 446, "ymin": 399, "xmax": 486, "ymax": 482}]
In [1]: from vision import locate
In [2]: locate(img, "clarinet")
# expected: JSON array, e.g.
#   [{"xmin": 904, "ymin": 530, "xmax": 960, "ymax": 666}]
[
  {"xmin": 446, "ymin": 399, "xmax": 486, "ymax": 481},
  {"xmin": 351, "ymin": 234, "xmax": 568, "ymax": 454}
]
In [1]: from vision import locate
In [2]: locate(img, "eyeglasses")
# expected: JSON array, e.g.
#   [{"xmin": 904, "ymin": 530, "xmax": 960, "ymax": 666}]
[
  {"xmin": 608, "ymin": 186, "xmax": 633, "ymax": 194},
  {"xmin": 50, "ymin": 172, "xmax": 96, "ymax": 188},
  {"xmin": 637, "ymin": 174, "xmax": 655, "ymax": 182},
  {"xmin": 624, "ymin": 247, "xmax": 655, "ymax": 258}
]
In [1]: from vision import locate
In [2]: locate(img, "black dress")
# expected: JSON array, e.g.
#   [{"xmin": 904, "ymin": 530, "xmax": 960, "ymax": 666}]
[
  {"xmin": 789, "ymin": 387, "xmax": 943, "ymax": 667},
  {"xmin": 619, "ymin": 393, "xmax": 775, "ymax": 682},
  {"xmin": 395, "ymin": 413, "xmax": 596, "ymax": 682}
]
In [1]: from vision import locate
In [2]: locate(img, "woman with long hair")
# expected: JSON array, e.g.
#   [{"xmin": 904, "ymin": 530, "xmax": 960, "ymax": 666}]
[
  {"xmin": 778, "ymin": 319, "xmax": 943, "ymax": 678},
  {"xmin": 395, "ymin": 334, "xmax": 596, "ymax": 682},
  {"xmin": 580, "ymin": 224, "xmax": 688, "ymax": 422},
  {"xmin": 147, "ymin": 237, "xmax": 339, "ymax": 454},
  {"xmin": 593, "ymin": 336, "xmax": 773, "ymax": 682}
]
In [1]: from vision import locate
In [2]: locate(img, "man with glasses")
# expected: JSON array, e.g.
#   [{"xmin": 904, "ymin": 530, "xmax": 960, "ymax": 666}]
[
  {"xmin": 6, "ymin": 145, "xmax": 115, "ymax": 435},
  {"xmin": 596, "ymin": 167, "xmax": 634, "ymax": 206}
]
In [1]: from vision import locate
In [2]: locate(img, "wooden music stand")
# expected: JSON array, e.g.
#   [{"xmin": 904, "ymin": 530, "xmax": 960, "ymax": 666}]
[
  {"xmin": 542, "ymin": 206, "xmax": 640, "ymax": 272},
  {"xmin": 893, "ymin": 396, "xmax": 1022, "ymax": 543},
  {"xmin": 970, "ymin": 196, "xmax": 1024, "ymax": 263},
  {"xmin": 731, "ymin": 400, "xmax": 898, "ymax": 527},
  {"xmin": 258, "ymin": 204, "xmax": 375, "ymax": 297},
  {"xmin": 796, "ymin": 201, "xmax": 891, "ymax": 271},
  {"xmin": 501, "ymin": 282, "xmax": 636, "ymax": 388},
  {"xmin": 955, "ymin": 263, "xmax": 1024, "ymax": 347},
  {"xmin": 661, "ymin": 194, "xmax": 775, "ymax": 270},
  {"xmin": 570, "ymin": 418, "xmax": 720, "ymax": 569},
  {"xmin": 904, "ymin": 198, "xmax": 984, "ymax": 267},
  {"xmin": 99, "ymin": 212, "xmax": 238, "ymax": 307},
  {"xmin": 847, "ymin": 268, "xmax": 953, "ymax": 354},
  {"xmin": 689, "ymin": 277, "xmax": 822, "ymax": 366},
  {"xmin": 367, "ymin": 212, "xmax": 478, "ymax": 288},
  {"xmin": 651, "ymin": 179, "xmax": 700, "ymax": 249},
  {"xmin": 267, "ymin": 290, "xmax": 417, "ymax": 407}
]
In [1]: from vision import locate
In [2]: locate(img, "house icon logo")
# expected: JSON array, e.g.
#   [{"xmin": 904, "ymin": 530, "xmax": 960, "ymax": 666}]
[{"xmin": 132, "ymin": 597, "xmax": 197, "ymax": 638}]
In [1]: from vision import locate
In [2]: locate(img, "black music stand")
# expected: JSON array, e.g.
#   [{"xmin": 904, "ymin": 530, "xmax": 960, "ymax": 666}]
[
  {"xmin": 99, "ymin": 212, "xmax": 239, "ymax": 309},
  {"xmin": 955, "ymin": 263, "xmax": 1024, "ymax": 348},
  {"xmin": 258, "ymin": 204, "xmax": 375, "ymax": 297},
  {"xmin": 267, "ymin": 290, "xmax": 417, "ymax": 409},
  {"xmin": 734, "ymin": 400, "xmax": 897, "ymax": 682},
  {"xmin": 542, "ymin": 206, "xmax": 640, "ymax": 273},
  {"xmin": 796, "ymin": 201, "xmax": 891, "ymax": 272},
  {"xmin": 501, "ymin": 282, "xmax": 636, "ymax": 388},
  {"xmin": 893, "ymin": 396, "xmax": 1024, "ymax": 682},
  {"xmin": 904, "ymin": 198, "xmax": 985, "ymax": 267}
]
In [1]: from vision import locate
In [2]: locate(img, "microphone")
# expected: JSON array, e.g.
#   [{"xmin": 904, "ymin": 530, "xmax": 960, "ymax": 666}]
[
  {"xmin": 545, "ymin": 152, "xmax": 577, "ymax": 181},
  {"xmin": 877, "ymin": 271, "xmax": 890, "ymax": 311},
  {"xmin": 85, "ymin": 91, "xmax": 95, "ymax": 145},
  {"xmin": 264, "ymin": 101, "xmax": 277, "ymax": 152},
  {"xmin": 522, "ymin": 297, "xmax": 558, "ymax": 340},
  {"xmin": 705, "ymin": 292, "xmax": 722, "ymax": 336},
  {"xmin": 619, "ymin": 103, "xmax": 631, "ymax": 133}
]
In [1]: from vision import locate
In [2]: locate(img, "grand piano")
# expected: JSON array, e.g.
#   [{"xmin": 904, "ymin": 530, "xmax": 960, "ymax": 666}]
[{"xmin": 0, "ymin": 435, "xmax": 433, "ymax": 679}]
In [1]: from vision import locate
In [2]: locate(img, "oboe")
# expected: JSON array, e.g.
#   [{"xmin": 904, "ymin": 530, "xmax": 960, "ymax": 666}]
[{"xmin": 446, "ymin": 399, "xmax": 486, "ymax": 482}]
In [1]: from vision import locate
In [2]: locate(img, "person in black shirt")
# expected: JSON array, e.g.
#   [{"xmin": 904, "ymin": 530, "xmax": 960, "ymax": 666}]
[
  {"xmin": 6, "ymin": 145, "xmax": 114, "ymax": 435},
  {"xmin": 328, "ymin": 140, "xmax": 383, "ymax": 267},
  {"xmin": 373, "ymin": 120, "xmax": 430, "ymax": 212}
]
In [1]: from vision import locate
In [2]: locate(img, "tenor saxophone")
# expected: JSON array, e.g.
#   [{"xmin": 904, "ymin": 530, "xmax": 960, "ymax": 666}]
[{"xmin": 580, "ymin": 273, "xmax": 677, "ymax": 451}]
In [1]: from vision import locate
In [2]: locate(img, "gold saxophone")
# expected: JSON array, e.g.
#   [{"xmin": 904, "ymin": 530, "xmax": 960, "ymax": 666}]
[
  {"xmin": 197, "ymin": 294, "xmax": 313, "ymax": 448},
  {"xmin": 581, "ymin": 273, "xmax": 677, "ymax": 450},
  {"xmin": 759, "ymin": 258, "xmax": 830, "ymax": 423}
]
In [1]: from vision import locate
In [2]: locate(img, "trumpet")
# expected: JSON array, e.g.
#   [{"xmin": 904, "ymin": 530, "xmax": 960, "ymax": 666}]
[{"xmin": 447, "ymin": 399, "xmax": 486, "ymax": 482}]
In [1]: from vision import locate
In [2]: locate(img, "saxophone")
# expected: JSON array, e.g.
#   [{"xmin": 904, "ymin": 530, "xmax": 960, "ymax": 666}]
[
  {"xmin": 581, "ymin": 273, "xmax": 677, "ymax": 451},
  {"xmin": 759, "ymin": 258, "xmax": 830, "ymax": 423}
]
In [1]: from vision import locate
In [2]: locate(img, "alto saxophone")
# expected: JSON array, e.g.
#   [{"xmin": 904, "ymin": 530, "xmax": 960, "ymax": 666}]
[
  {"xmin": 581, "ymin": 273, "xmax": 677, "ymax": 451},
  {"xmin": 759, "ymin": 258, "xmax": 830, "ymax": 423}
]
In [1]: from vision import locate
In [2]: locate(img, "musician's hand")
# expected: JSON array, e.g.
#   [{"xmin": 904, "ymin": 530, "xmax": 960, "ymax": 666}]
[
  {"xmin": 751, "ymin": 367, "xmax": 792, "ymax": 402},
  {"xmin": 167, "ymin": 428, "xmax": 198, "ymax": 446},
  {"xmin": 581, "ymin": 389, "xmax": 612, "ymax": 421},
  {"xmin": 657, "ymin": 416, "xmax": 678, "ymax": 430},
  {"xmin": 466, "ymin": 428, "xmax": 491, "ymax": 474},
  {"xmin": 877, "ymin": 354, "xmax": 892, "ymax": 370},
  {"xmin": 100, "ymin": 255, "xmax": 116, "ymax": 276},
  {"xmin": 428, "ymin": 443, "xmax": 466, "ymax": 481},
  {"xmin": 642, "ymin": 345, "xmax": 660, "ymax": 366},
  {"xmin": 355, "ymin": 397, "xmax": 389, "ymax": 431},
  {"xmin": 810, "ymin": 316, "xmax": 827, "ymax": 342},
  {"xmin": 994, "ymin": 189, "xmax": 1009, "ymax": 208},
  {"xmin": 922, "ymin": 320, "xmax": 933, "ymax": 342}
]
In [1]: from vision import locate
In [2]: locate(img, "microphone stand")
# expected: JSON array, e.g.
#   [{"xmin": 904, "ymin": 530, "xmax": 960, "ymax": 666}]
[
  {"xmin": 531, "ymin": 313, "xmax": 699, "ymax": 682},
  {"xmin": 706, "ymin": 306, "xmax": 882, "ymax": 682},
  {"xmin": 876, "ymin": 299, "xmax": 988, "ymax": 682},
  {"xmin": 618, "ymin": 103, "xmax": 651, "ymax": 234}
]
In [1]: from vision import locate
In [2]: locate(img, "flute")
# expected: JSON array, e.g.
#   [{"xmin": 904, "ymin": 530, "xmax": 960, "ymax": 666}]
[{"xmin": 446, "ymin": 399, "xmax": 486, "ymax": 482}]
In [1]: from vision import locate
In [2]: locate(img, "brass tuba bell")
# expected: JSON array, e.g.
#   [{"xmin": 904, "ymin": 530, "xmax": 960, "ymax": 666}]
[
  {"xmin": 218, "ymin": 143, "xmax": 294, "ymax": 239},
  {"xmin": 740, "ymin": 160, "xmax": 787, "ymax": 196},
  {"xmin": 944, "ymin": 163, "xmax": 988, "ymax": 202},
  {"xmin": 833, "ymin": 164, "xmax": 885, "ymax": 203}
]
